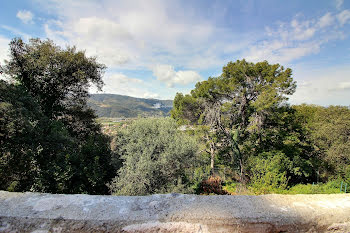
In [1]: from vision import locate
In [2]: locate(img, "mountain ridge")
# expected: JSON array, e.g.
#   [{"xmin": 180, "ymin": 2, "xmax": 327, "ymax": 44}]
[{"xmin": 88, "ymin": 93, "xmax": 173, "ymax": 118}]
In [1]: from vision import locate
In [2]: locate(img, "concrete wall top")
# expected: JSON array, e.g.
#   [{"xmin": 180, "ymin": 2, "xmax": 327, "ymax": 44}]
[{"xmin": 1, "ymin": 191, "xmax": 350, "ymax": 232}]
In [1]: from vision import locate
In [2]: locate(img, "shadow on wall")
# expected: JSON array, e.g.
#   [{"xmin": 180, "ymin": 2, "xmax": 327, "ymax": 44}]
[{"xmin": 129, "ymin": 194, "xmax": 350, "ymax": 232}]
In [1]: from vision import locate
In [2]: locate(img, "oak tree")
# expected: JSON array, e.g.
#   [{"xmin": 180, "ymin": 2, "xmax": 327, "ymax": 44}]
[{"xmin": 0, "ymin": 38, "xmax": 114, "ymax": 194}]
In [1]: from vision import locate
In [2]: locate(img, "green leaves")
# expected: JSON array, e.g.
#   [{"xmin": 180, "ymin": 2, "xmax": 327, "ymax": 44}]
[
  {"xmin": 172, "ymin": 59, "xmax": 297, "ymax": 180},
  {"xmin": 247, "ymin": 151, "xmax": 291, "ymax": 194},
  {"xmin": 108, "ymin": 118, "xmax": 198, "ymax": 195},
  {"xmin": 171, "ymin": 93, "xmax": 202, "ymax": 124},
  {"xmin": 295, "ymin": 104, "xmax": 350, "ymax": 179},
  {"xmin": 4, "ymin": 38, "xmax": 106, "ymax": 119},
  {"xmin": 1, "ymin": 38, "xmax": 114, "ymax": 194}
]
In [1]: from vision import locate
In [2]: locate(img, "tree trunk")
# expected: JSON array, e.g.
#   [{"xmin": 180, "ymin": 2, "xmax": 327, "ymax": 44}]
[
  {"xmin": 210, "ymin": 142, "xmax": 215, "ymax": 176},
  {"xmin": 239, "ymin": 157, "xmax": 245, "ymax": 184}
]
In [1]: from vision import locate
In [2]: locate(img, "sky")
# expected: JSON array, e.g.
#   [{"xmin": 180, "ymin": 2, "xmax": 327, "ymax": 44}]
[{"xmin": 0, "ymin": 0, "xmax": 350, "ymax": 105}]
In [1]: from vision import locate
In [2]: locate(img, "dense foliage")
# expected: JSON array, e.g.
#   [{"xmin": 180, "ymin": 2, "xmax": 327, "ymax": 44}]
[
  {"xmin": 293, "ymin": 104, "xmax": 350, "ymax": 182},
  {"xmin": 1, "ymin": 38, "xmax": 348, "ymax": 196},
  {"xmin": 0, "ymin": 38, "xmax": 115, "ymax": 194},
  {"xmin": 171, "ymin": 59, "xmax": 349, "ymax": 194},
  {"xmin": 108, "ymin": 118, "xmax": 198, "ymax": 195}
]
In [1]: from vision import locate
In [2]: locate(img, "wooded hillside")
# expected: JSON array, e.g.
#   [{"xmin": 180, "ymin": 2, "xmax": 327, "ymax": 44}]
[{"xmin": 88, "ymin": 94, "xmax": 173, "ymax": 118}]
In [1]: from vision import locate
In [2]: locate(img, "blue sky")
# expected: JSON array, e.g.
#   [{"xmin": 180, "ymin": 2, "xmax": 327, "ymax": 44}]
[{"xmin": 1, "ymin": 0, "xmax": 350, "ymax": 105}]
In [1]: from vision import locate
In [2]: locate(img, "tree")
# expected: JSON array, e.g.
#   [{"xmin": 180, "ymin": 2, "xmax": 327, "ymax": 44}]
[
  {"xmin": 3, "ymin": 38, "xmax": 105, "ymax": 120},
  {"xmin": 0, "ymin": 80, "xmax": 44, "ymax": 191},
  {"xmin": 172, "ymin": 59, "xmax": 297, "ymax": 182},
  {"xmin": 0, "ymin": 38, "xmax": 114, "ymax": 194},
  {"xmin": 294, "ymin": 104, "xmax": 350, "ymax": 181},
  {"xmin": 108, "ymin": 118, "xmax": 198, "ymax": 195}
]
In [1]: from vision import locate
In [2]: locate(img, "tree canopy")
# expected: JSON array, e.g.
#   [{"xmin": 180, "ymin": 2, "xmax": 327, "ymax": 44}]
[
  {"xmin": 171, "ymin": 60, "xmax": 312, "ymax": 185},
  {"xmin": 3, "ymin": 38, "xmax": 105, "ymax": 119},
  {"xmin": 0, "ymin": 38, "xmax": 115, "ymax": 194},
  {"xmin": 108, "ymin": 118, "xmax": 198, "ymax": 195},
  {"xmin": 293, "ymin": 104, "xmax": 350, "ymax": 181}
]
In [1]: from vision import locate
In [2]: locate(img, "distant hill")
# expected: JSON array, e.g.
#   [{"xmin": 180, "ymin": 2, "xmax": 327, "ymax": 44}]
[{"xmin": 88, "ymin": 94, "xmax": 173, "ymax": 118}]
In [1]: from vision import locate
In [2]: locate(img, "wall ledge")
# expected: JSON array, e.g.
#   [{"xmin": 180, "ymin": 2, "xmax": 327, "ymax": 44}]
[{"xmin": 1, "ymin": 191, "xmax": 350, "ymax": 232}]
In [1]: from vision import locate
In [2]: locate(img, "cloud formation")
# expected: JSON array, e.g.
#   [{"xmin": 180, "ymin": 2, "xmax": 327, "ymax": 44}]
[
  {"xmin": 244, "ymin": 11, "xmax": 349, "ymax": 64},
  {"xmin": 7, "ymin": 0, "xmax": 349, "ymax": 104},
  {"xmin": 318, "ymin": 13, "xmax": 334, "ymax": 28},
  {"xmin": 290, "ymin": 65, "xmax": 350, "ymax": 106},
  {"xmin": 332, "ymin": 81, "xmax": 350, "ymax": 91},
  {"xmin": 16, "ymin": 10, "xmax": 34, "ymax": 24},
  {"xmin": 1, "ymin": 25, "xmax": 31, "ymax": 41},
  {"xmin": 152, "ymin": 64, "xmax": 202, "ymax": 87},
  {"xmin": 39, "ymin": 0, "xmax": 248, "ymax": 71},
  {"xmin": 91, "ymin": 73, "xmax": 159, "ymax": 99},
  {"xmin": 0, "ymin": 35, "xmax": 10, "ymax": 64},
  {"xmin": 336, "ymin": 0, "xmax": 344, "ymax": 10},
  {"xmin": 337, "ymin": 10, "xmax": 350, "ymax": 26}
]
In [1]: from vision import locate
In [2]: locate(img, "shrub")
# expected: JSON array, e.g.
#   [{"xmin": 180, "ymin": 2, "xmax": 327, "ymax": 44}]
[
  {"xmin": 247, "ymin": 151, "xmax": 291, "ymax": 194},
  {"xmin": 108, "ymin": 118, "xmax": 198, "ymax": 195},
  {"xmin": 198, "ymin": 176, "xmax": 228, "ymax": 195},
  {"xmin": 222, "ymin": 182, "xmax": 238, "ymax": 195},
  {"xmin": 287, "ymin": 180, "xmax": 343, "ymax": 194}
]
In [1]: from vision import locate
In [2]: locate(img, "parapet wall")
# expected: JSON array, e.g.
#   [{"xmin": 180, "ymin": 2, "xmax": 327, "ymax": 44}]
[{"xmin": 0, "ymin": 191, "xmax": 350, "ymax": 233}]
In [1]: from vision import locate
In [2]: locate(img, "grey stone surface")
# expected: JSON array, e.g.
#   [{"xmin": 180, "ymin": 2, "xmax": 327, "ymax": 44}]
[{"xmin": 0, "ymin": 191, "xmax": 350, "ymax": 232}]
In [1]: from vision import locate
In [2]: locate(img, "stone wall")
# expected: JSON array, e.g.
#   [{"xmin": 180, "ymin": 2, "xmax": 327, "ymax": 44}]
[{"xmin": 1, "ymin": 191, "xmax": 350, "ymax": 232}]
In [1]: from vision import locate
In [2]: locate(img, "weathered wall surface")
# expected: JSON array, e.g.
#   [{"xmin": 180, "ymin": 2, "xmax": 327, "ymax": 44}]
[{"xmin": 0, "ymin": 191, "xmax": 350, "ymax": 233}]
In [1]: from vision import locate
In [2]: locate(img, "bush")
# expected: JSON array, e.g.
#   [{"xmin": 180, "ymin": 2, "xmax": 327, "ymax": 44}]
[
  {"xmin": 108, "ymin": 118, "xmax": 198, "ymax": 195},
  {"xmin": 222, "ymin": 182, "xmax": 238, "ymax": 195},
  {"xmin": 344, "ymin": 165, "xmax": 350, "ymax": 185},
  {"xmin": 286, "ymin": 180, "xmax": 343, "ymax": 194},
  {"xmin": 247, "ymin": 151, "xmax": 291, "ymax": 194},
  {"xmin": 198, "ymin": 176, "xmax": 228, "ymax": 195}
]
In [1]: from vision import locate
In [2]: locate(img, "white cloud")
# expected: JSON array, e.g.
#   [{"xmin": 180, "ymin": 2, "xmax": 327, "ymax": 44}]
[
  {"xmin": 73, "ymin": 17, "xmax": 132, "ymax": 41},
  {"xmin": 245, "ymin": 39, "xmax": 321, "ymax": 64},
  {"xmin": 38, "ymin": 0, "xmax": 248, "ymax": 70},
  {"xmin": 32, "ymin": 0, "xmax": 350, "ymax": 102},
  {"xmin": 290, "ymin": 19, "xmax": 316, "ymax": 41},
  {"xmin": 289, "ymin": 65, "xmax": 350, "ymax": 106},
  {"xmin": 16, "ymin": 10, "xmax": 34, "ymax": 24},
  {"xmin": 245, "ymin": 12, "xmax": 346, "ymax": 64},
  {"xmin": 44, "ymin": 17, "xmax": 135, "ymax": 67},
  {"xmin": 152, "ymin": 64, "xmax": 202, "ymax": 87},
  {"xmin": 335, "ymin": 0, "xmax": 344, "ymax": 10},
  {"xmin": 0, "ymin": 35, "xmax": 10, "ymax": 64},
  {"xmin": 318, "ymin": 13, "xmax": 334, "ymax": 28},
  {"xmin": 332, "ymin": 81, "xmax": 350, "ymax": 91},
  {"xmin": 0, "ymin": 35, "xmax": 10, "ymax": 81},
  {"xmin": 90, "ymin": 73, "xmax": 159, "ymax": 99},
  {"xmin": 143, "ymin": 92, "xmax": 160, "ymax": 99},
  {"xmin": 337, "ymin": 10, "xmax": 350, "ymax": 26},
  {"xmin": 1, "ymin": 25, "xmax": 31, "ymax": 41},
  {"xmin": 107, "ymin": 73, "xmax": 143, "ymax": 85},
  {"xmin": 44, "ymin": 22, "xmax": 68, "ymax": 47}
]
